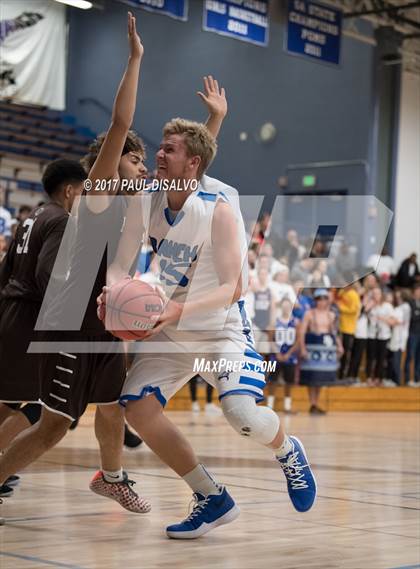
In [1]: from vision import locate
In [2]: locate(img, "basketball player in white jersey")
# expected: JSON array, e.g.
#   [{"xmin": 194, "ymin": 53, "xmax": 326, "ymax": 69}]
[{"xmin": 102, "ymin": 119, "xmax": 317, "ymax": 539}]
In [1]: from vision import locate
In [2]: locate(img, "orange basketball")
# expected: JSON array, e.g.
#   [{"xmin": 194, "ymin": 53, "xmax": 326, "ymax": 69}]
[{"xmin": 103, "ymin": 279, "xmax": 164, "ymax": 341}]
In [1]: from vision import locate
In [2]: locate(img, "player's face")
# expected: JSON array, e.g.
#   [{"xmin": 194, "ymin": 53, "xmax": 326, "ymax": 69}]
[
  {"xmin": 156, "ymin": 135, "xmax": 199, "ymax": 181},
  {"xmin": 119, "ymin": 151, "xmax": 147, "ymax": 181}
]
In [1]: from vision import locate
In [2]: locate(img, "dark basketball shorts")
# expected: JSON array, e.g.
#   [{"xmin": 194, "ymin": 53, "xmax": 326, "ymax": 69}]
[
  {"xmin": 267, "ymin": 361, "xmax": 296, "ymax": 385},
  {"xmin": 0, "ymin": 298, "xmax": 41, "ymax": 403},
  {"xmin": 38, "ymin": 331, "xmax": 126, "ymax": 421}
]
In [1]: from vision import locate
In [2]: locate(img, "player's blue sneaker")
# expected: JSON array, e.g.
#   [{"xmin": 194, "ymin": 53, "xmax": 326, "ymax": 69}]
[
  {"xmin": 166, "ymin": 487, "xmax": 240, "ymax": 539},
  {"xmin": 277, "ymin": 436, "xmax": 317, "ymax": 512}
]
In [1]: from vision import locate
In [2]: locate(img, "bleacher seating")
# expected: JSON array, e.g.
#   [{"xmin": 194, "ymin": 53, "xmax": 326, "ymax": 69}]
[{"xmin": 0, "ymin": 100, "xmax": 96, "ymax": 210}]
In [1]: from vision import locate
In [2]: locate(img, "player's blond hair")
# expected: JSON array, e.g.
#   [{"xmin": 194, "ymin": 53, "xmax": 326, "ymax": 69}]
[{"xmin": 163, "ymin": 118, "xmax": 217, "ymax": 179}]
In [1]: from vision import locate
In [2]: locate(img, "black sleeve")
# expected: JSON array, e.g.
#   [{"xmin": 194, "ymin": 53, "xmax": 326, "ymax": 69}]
[
  {"xmin": 0, "ymin": 238, "xmax": 17, "ymax": 291},
  {"xmin": 35, "ymin": 216, "xmax": 69, "ymax": 296}
]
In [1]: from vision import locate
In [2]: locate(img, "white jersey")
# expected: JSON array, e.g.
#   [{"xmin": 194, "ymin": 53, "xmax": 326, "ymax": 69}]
[
  {"xmin": 143, "ymin": 175, "xmax": 252, "ymax": 344},
  {"xmin": 121, "ymin": 176, "xmax": 266, "ymax": 407}
]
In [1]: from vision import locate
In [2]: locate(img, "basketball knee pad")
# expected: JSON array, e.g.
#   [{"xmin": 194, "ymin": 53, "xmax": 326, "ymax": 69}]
[
  {"xmin": 221, "ymin": 394, "xmax": 280, "ymax": 446},
  {"xmin": 20, "ymin": 403, "xmax": 42, "ymax": 425}
]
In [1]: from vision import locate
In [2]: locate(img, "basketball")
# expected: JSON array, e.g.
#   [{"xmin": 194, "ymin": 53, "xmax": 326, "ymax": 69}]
[{"xmin": 103, "ymin": 279, "xmax": 164, "ymax": 341}]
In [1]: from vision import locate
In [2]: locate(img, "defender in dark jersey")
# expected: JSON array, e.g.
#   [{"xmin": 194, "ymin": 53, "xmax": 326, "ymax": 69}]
[
  {"xmin": 0, "ymin": 159, "xmax": 85, "ymax": 499},
  {"xmin": 0, "ymin": 166, "xmax": 80, "ymax": 402}
]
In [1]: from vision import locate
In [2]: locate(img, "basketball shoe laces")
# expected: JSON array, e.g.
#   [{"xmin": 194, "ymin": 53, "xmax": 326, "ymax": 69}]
[
  {"xmin": 279, "ymin": 452, "xmax": 309, "ymax": 490},
  {"xmin": 185, "ymin": 493, "xmax": 211, "ymax": 522}
]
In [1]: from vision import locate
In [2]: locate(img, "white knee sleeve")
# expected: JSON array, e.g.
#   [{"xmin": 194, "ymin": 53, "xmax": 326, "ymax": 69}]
[{"xmin": 221, "ymin": 395, "xmax": 280, "ymax": 446}]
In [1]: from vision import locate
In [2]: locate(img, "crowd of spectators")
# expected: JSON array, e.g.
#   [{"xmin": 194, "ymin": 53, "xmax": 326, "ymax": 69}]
[{"xmin": 243, "ymin": 213, "xmax": 420, "ymax": 411}]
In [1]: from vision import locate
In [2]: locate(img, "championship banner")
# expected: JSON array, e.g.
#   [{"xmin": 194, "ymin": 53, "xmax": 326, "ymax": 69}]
[
  {"xmin": 0, "ymin": 0, "xmax": 66, "ymax": 109},
  {"xmin": 122, "ymin": 0, "xmax": 189, "ymax": 21},
  {"xmin": 286, "ymin": 0, "xmax": 342, "ymax": 65},
  {"xmin": 203, "ymin": 0, "xmax": 269, "ymax": 47}
]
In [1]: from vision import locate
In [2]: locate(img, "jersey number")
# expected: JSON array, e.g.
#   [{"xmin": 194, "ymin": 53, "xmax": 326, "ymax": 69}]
[
  {"xmin": 16, "ymin": 218, "xmax": 34, "ymax": 255},
  {"xmin": 275, "ymin": 328, "xmax": 296, "ymax": 346}
]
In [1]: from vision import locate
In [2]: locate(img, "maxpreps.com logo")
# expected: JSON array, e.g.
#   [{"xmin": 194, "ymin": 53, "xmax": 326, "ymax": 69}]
[
  {"xmin": 193, "ymin": 358, "xmax": 276, "ymax": 374},
  {"xmin": 150, "ymin": 236, "xmax": 198, "ymax": 287}
]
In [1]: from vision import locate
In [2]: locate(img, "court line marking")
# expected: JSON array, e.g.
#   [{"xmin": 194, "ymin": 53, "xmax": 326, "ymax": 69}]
[
  {"xmin": 17, "ymin": 467, "xmax": 420, "ymax": 520},
  {"xmin": 0, "ymin": 551, "xmax": 86, "ymax": 569},
  {"xmin": 20, "ymin": 459, "xmax": 420, "ymax": 512}
]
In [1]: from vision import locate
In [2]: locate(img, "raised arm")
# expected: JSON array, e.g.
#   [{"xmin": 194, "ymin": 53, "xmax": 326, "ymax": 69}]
[
  {"xmin": 198, "ymin": 76, "xmax": 227, "ymax": 140},
  {"xmin": 87, "ymin": 12, "xmax": 143, "ymax": 213},
  {"xmin": 106, "ymin": 195, "xmax": 146, "ymax": 286}
]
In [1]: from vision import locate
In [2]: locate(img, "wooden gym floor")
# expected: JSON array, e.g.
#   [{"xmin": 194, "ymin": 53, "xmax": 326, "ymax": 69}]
[{"xmin": 0, "ymin": 409, "xmax": 419, "ymax": 569}]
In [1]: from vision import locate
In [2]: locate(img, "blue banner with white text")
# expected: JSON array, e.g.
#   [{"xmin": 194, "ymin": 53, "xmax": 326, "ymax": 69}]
[
  {"xmin": 286, "ymin": 0, "xmax": 341, "ymax": 65},
  {"xmin": 203, "ymin": 0, "xmax": 269, "ymax": 47}
]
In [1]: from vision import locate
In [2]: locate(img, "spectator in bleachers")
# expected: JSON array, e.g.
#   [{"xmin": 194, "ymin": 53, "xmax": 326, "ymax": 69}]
[
  {"xmin": 0, "ymin": 186, "xmax": 12, "ymax": 240},
  {"xmin": 270, "ymin": 268, "xmax": 295, "ymax": 304},
  {"xmin": 267, "ymin": 298, "xmax": 300, "ymax": 413},
  {"xmin": 347, "ymin": 287, "xmax": 369, "ymax": 383},
  {"xmin": 335, "ymin": 242, "xmax": 357, "ymax": 276},
  {"xmin": 307, "ymin": 264, "xmax": 331, "ymax": 288},
  {"xmin": 405, "ymin": 284, "xmax": 420, "ymax": 386},
  {"xmin": 336, "ymin": 276, "xmax": 362, "ymax": 380},
  {"xmin": 291, "ymin": 257, "xmax": 314, "ymax": 285},
  {"xmin": 360, "ymin": 273, "xmax": 380, "ymax": 297},
  {"xmin": 365, "ymin": 287, "xmax": 394, "ymax": 386},
  {"xmin": 394, "ymin": 253, "xmax": 419, "ymax": 289},
  {"xmin": 258, "ymin": 242, "xmax": 287, "ymax": 278},
  {"xmin": 387, "ymin": 290, "xmax": 411, "ymax": 386},
  {"xmin": 255, "ymin": 255, "xmax": 272, "ymax": 282},
  {"xmin": 319, "ymin": 259, "xmax": 332, "ymax": 283},
  {"xmin": 309, "ymin": 239, "xmax": 327, "ymax": 258},
  {"xmin": 367, "ymin": 246, "xmax": 395, "ymax": 285},
  {"xmin": 283, "ymin": 229, "xmax": 305, "ymax": 268},
  {"xmin": 299, "ymin": 288, "xmax": 343, "ymax": 414},
  {"xmin": 251, "ymin": 267, "xmax": 275, "ymax": 351},
  {"xmin": 291, "ymin": 279, "xmax": 313, "ymax": 320}
]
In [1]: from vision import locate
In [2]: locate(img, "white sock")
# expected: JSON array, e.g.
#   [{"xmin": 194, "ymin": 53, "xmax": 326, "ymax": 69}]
[
  {"xmin": 103, "ymin": 468, "xmax": 124, "ymax": 483},
  {"xmin": 274, "ymin": 436, "xmax": 293, "ymax": 458},
  {"xmin": 183, "ymin": 464, "xmax": 221, "ymax": 496},
  {"xmin": 267, "ymin": 395, "xmax": 275, "ymax": 409},
  {"xmin": 284, "ymin": 396, "xmax": 292, "ymax": 411}
]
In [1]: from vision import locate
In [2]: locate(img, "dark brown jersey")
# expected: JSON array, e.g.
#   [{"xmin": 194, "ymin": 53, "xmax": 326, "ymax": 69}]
[{"xmin": 0, "ymin": 202, "xmax": 70, "ymax": 302}]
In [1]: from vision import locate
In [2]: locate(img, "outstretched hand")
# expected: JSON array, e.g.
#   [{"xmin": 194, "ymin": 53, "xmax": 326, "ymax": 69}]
[
  {"xmin": 128, "ymin": 11, "xmax": 143, "ymax": 59},
  {"xmin": 197, "ymin": 75, "xmax": 227, "ymax": 118}
]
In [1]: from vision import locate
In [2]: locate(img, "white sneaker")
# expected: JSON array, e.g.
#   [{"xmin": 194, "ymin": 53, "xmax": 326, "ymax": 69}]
[
  {"xmin": 407, "ymin": 381, "xmax": 419, "ymax": 388},
  {"xmin": 192, "ymin": 401, "xmax": 201, "ymax": 413},
  {"xmin": 205, "ymin": 403, "xmax": 222, "ymax": 415},
  {"xmin": 383, "ymin": 379, "xmax": 397, "ymax": 388}
]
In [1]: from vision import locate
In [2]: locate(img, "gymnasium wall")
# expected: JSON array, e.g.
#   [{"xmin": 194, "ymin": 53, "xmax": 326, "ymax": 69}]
[
  {"xmin": 393, "ymin": 71, "xmax": 420, "ymax": 266},
  {"xmin": 65, "ymin": 1, "xmax": 374, "ymax": 198}
]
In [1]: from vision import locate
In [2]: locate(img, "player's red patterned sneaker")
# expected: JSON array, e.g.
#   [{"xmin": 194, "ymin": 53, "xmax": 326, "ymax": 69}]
[{"xmin": 89, "ymin": 470, "xmax": 151, "ymax": 513}]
